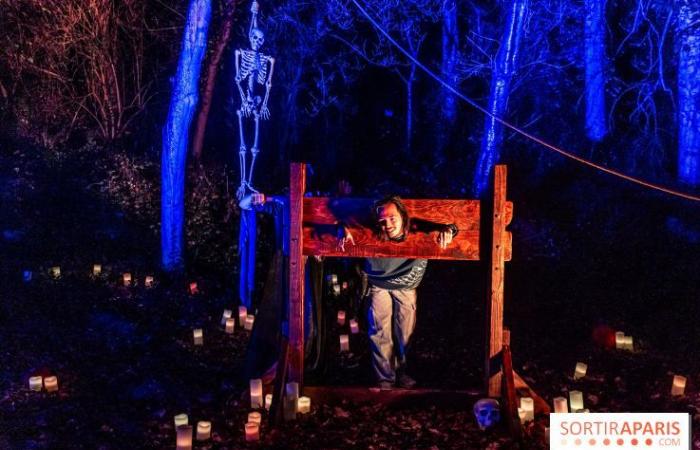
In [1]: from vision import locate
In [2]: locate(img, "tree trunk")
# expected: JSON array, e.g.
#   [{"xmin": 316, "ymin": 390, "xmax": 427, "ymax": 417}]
[
  {"xmin": 441, "ymin": 0, "xmax": 458, "ymax": 124},
  {"xmin": 473, "ymin": 0, "xmax": 527, "ymax": 196},
  {"xmin": 584, "ymin": 0, "xmax": 607, "ymax": 142},
  {"xmin": 161, "ymin": 0, "xmax": 212, "ymax": 271},
  {"xmin": 406, "ymin": 63, "xmax": 416, "ymax": 154},
  {"xmin": 677, "ymin": 0, "xmax": 700, "ymax": 185},
  {"xmin": 192, "ymin": 0, "xmax": 238, "ymax": 160}
]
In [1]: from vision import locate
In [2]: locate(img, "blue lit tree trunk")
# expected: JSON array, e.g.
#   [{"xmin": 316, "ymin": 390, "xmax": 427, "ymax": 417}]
[
  {"xmin": 584, "ymin": 0, "xmax": 607, "ymax": 142},
  {"xmin": 161, "ymin": 0, "xmax": 212, "ymax": 271},
  {"xmin": 473, "ymin": 0, "xmax": 527, "ymax": 196},
  {"xmin": 440, "ymin": 0, "xmax": 458, "ymax": 128},
  {"xmin": 405, "ymin": 63, "xmax": 416, "ymax": 153},
  {"xmin": 677, "ymin": 0, "xmax": 700, "ymax": 186}
]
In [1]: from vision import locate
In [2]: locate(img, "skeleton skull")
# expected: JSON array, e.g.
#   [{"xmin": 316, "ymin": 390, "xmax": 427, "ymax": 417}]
[
  {"xmin": 473, "ymin": 398, "xmax": 500, "ymax": 430},
  {"xmin": 249, "ymin": 28, "xmax": 265, "ymax": 51}
]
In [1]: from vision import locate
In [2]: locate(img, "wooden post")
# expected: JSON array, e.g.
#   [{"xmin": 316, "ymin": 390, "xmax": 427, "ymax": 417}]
[
  {"xmin": 288, "ymin": 163, "xmax": 306, "ymax": 386},
  {"xmin": 485, "ymin": 165, "xmax": 508, "ymax": 397}
]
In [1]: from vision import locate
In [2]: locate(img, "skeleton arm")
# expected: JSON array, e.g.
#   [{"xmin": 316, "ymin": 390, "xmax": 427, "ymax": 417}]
[
  {"xmin": 260, "ymin": 57, "xmax": 275, "ymax": 120},
  {"xmin": 234, "ymin": 50, "xmax": 248, "ymax": 112}
]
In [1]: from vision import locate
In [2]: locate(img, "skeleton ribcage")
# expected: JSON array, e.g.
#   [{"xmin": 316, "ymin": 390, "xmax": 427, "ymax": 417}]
[{"xmin": 240, "ymin": 50, "xmax": 268, "ymax": 86}]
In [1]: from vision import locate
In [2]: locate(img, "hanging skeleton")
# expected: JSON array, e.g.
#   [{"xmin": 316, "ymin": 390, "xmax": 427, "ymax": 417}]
[{"xmin": 235, "ymin": 0, "xmax": 275, "ymax": 199}]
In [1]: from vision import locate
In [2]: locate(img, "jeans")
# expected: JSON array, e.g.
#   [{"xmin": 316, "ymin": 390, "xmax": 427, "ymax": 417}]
[{"xmin": 367, "ymin": 285, "xmax": 417, "ymax": 383}]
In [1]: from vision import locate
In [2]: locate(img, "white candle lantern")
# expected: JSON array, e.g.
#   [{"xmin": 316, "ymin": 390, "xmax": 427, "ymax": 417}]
[
  {"xmin": 337, "ymin": 310, "xmax": 346, "ymax": 326},
  {"xmin": 122, "ymin": 272, "xmax": 132, "ymax": 286},
  {"xmin": 92, "ymin": 264, "xmax": 102, "ymax": 276},
  {"xmin": 339, "ymin": 334, "xmax": 350, "ymax": 352},
  {"xmin": 44, "ymin": 376, "xmax": 58, "ymax": 392},
  {"xmin": 615, "ymin": 331, "xmax": 625, "ymax": 349},
  {"xmin": 195, "ymin": 421, "xmax": 211, "ymax": 441},
  {"xmin": 250, "ymin": 378, "xmax": 263, "ymax": 409},
  {"xmin": 672, "ymin": 375, "xmax": 687, "ymax": 396},
  {"xmin": 574, "ymin": 362, "xmax": 588, "ymax": 380},
  {"xmin": 189, "ymin": 282, "xmax": 198, "ymax": 295},
  {"xmin": 297, "ymin": 396, "xmax": 311, "ymax": 414},
  {"xmin": 174, "ymin": 413, "xmax": 189, "ymax": 427},
  {"xmin": 176, "ymin": 425, "xmax": 193, "ymax": 450},
  {"xmin": 265, "ymin": 393, "xmax": 273, "ymax": 410},
  {"xmin": 29, "ymin": 376, "xmax": 43, "ymax": 391},
  {"xmin": 238, "ymin": 306, "xmax": 247, "ymax": 327},
  {"xmin": 50, "ymin": 266, "xmax": 61, "ymax": 279},
  {"xmin": 517, "ymin": 408, "xmax": 527, "ymax": 423},
  {"xmin": 520, "ymin": 397, "xmax": 534, "ymax": 422},
  {"xmin": 332, "ymin": 284, "xmax": 341, "ymax": 296},
  {"xmin": 553, "ymin": 396, "xmax": 568, "ymax": 413},
  {"xmin": 193, "ymin": 329, "xmax": 203, "ymax": 346},
  {"xmin": 244, "ymin": 315, "xmax": 255, "ymax": 331},
  {"xmin": 569, "ymin": 390, "xmax": 584, "ymax": 412},
  {"xmin": 245, "ymin": 422, "xmax": 259, "ymax": 442},
  {"xmin": 349, "ymin": 319, "xmax": 359, "ymax": 334},
  {"xmin": 144, "ymin": 276, "xmax": 154, "ymax": 288},
  {"xmin": 225, "ymin": 318, "xmax": 235, "ymax": 334},
  {"xmin": 248, "ymin": 411, "xmax": 262, "ymax": 425},
  {"xmin": 623, "ymin": 336, "xmax": 633, "ymax": 351},
  {"xmin": 221, "ymin": 309, "xmax": 232, "ymax": 326}
]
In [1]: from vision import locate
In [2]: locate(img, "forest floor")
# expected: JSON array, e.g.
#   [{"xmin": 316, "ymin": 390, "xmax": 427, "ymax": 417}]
[{"xmin": 1, "ymin": 145, "xmax": 700, "ymax": 449}]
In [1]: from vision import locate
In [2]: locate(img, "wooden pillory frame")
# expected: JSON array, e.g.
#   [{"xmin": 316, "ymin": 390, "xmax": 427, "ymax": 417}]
[{"xmin": 271, "ymin": 162, "xmax": 548, "ymax": 427}]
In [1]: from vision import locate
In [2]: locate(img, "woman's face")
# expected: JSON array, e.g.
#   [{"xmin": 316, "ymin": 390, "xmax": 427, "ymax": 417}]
[{"xmin": 377, "ymin": 202, "xmax": 403, "ymax": 239}]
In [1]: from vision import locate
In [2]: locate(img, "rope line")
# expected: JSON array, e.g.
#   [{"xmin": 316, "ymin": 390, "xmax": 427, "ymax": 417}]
[{"xmin": 350, "ymin": 0, "xmax": 700, "ymax": 202}]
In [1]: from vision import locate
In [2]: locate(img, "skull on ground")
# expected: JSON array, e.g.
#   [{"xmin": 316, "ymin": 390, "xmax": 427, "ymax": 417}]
[{"xmin": 473, "ymin": 398, "xmax": 500, "ymax": 430}]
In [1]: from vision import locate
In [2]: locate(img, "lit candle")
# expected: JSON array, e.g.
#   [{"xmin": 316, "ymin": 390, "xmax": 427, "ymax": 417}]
[
  {"xmin": 43, "ymin": 376, "xmax": 58, "ymax": 392},
  {"xmin": 244, "ymin": 422, "xmax": 259, "ymax": 442},
  {"xmin": 671, "ymin": 375, "xmax": 687, "ymax": 396},
  {"xmin": 176, "ymin": 425, "xmax": 193, "ymax": 450},
  {"xmin": 553, "ymin": 396, "xmax": 568, "ymax": 413},
  {"xmin": 337, "ymin": 310, "xmax": 346, "ymax": 326},
  {"xmin": 238, "ymin": 306, "xmax": 247, "ymax": 327},
  {"xmin": 23, "ymin": 270, "xmax": 32, "ymax": 282},
  {"xmin": 195, "ymin": 421, "xmax": 211, "ymax": 441},
  {"xmin": 193, "ymin": 329, "xmax": 203, "ymax": 346},
  {"xmin": 339, "ymin": 334, "xmax": 350, "ymax": 352},
  {"xmin": 93, "ymin": 264, "xmax": 102, "ymax": 276},
  {"xmin": 244, "ymin": 315, "xmax": 255, "ymax": 331},
  {"xmin": 225, "ymin": 318, "xmax": 235, "ymax": 334},
  {"xmin": 248, "ymin": 411, "xmax": 262, "ymax": 425},
  {"xmin": 221, "ymin": 309, "xmax": 232, "ymax": 326},
  {"xmin": 250, "ymin": 378, "xmax": 263, "ymax": 409},
  {"xmin": 327, "ymin": 274, "xmax": 338, "ymax": 284},
  {"xmin": 520, "ymin": 397, "xmax": 534, "ymax": 422},
  {"xmin": 574, "ymin": 362, "xmax": 587, "ymax": 380},
  {"xmin": 189, "ymin": 282, "xmax": 198, "ymax": 295},
  {"xmin": 342, "ymin": 281, "xmax": 348, "ymax": 290},
  {"xmin": 569, "ymin": 390, "xmax": 584, "ymax": 412},
  {"xmin": 29, "ymin": 376, "xmax": 43, "ymax": 391},
  {"xmin": 144, "ymin": 276, "xmax": 154, "ymax": 288},
  {"xmin": 50, "ymin": 266, "xmax": 61, "ymax": 279},
  {"xmin": 615, "ymin": 331, "xmax": 625, "ymax": 349},
  {"xmin": 297, "ymin": 396, "xmax": 311, "ymax": 414},
  {"xmin": 122, "ymin": 272, "xmax": 131, "ymax": 286},
  {"xmin": 332, "ymin": 284, "xmax": 341, "ymax": 296},
  {"xmin": 265, "ymin": 393, "xmax": 273, "ymax": 410},
  {"xmin": 517, "ymin": 408, "xmax": 527, "ymax": 423},
  {"xmin": 349, "ymin": 319, "xmax": 359, "ymax": 334},
  {"xmin": 174, "ymin": 413, "xmax": 189, "ymax": 427},
  {"xmin": 623, "ymin": 336, "xmax": 633, "ymax": 351}
]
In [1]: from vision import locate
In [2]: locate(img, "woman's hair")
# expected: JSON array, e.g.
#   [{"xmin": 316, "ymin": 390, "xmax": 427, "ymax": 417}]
[{"xmin": 373, "ymin": 195, "xmax": 410, "ymax": 241}]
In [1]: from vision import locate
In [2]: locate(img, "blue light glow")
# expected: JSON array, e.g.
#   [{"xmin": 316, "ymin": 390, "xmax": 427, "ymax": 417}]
[{"xmin": 584, "ymin": 0, "xmax": 607, "ymax": 142}]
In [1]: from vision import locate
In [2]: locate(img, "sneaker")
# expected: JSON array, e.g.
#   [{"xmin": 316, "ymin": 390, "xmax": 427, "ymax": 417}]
[
  {"xmin": 377, "ymin": 380, "xmax": 394, "ymax": 390},
  {"xmin": 396, "ymin": 373, "xmax": 416, "ymax": 388}
]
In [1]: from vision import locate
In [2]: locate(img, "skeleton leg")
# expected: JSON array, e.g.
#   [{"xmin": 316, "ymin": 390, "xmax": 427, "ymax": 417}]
[
  {"xmin": 247, "ymin": 111, "xmax": 261, "ymax": 190},
  {"xmin": 237, "ymin": 109, "xmax": 248, "ymax": 199}
]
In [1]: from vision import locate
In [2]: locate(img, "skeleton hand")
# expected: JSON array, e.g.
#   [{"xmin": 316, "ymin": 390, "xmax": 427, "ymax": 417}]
[
  {"xmin": 336, "ymin": 226, "xmax": 355, "ymax": 252},
  {"xmin": 260, "ymin": 105, "xmax": 270, "ymax": 120},
  {"xmin": 435, "ymin": 225, "xmax": 457, "ymax": 249}
]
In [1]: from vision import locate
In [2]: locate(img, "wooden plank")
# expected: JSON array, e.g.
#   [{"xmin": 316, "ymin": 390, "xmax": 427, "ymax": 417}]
[
  {"xmin": 486, "ymin": 165, "xmax": 508, "ymax": 397},
  {"xmin": 288, "ymin": 163, "xmax": 306, "ymax": 386},
  {"xmin": 502, "ymin": 339, "xmax": 522, "ymax": 439},
  {"xmin": 302, "ymin": 198, "xmax": 480, "ymax": 260},
  {"xmin": 304, "ymin": 385, "xmax": 481, "ymax": 409}
]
